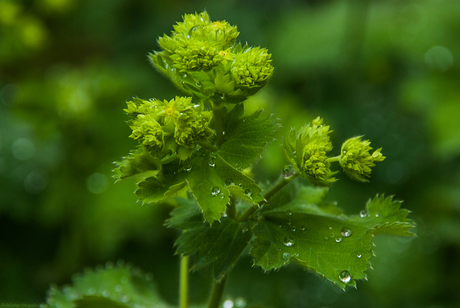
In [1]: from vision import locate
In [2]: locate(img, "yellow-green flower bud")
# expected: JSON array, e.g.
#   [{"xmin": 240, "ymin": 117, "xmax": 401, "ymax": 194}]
[
  {"xmin": 174, "ymin": 107, "xmax": 213, "ymax": 148},
  {"xmin": 124, "ymin": 98, "xmax": 160, "ymax": 120},
  {"xmin": 339, "ymin": 136, "xmax": 385, "ymax": 182},
  {"xmin": 284, "ymin": 117, "xmax": 337, "ymax": 186},
  {"xmin": 231, "ymin": 47, "xmax": 274, "ymax": 87},
  {"xmin": 157, "ymin": 11, "xmax": 238, "ymax": 73},
  {"xmin": 129, "ymin": 114, "xmax": 164, "ymax": 153}
]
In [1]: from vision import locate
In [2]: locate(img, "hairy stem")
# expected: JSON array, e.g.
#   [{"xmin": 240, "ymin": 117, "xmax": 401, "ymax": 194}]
[
  {"xmin": 237, "ymin": 173, "xmax": 300, "ymax": 222},
  {"xmin": 207, "ymin": 276, "xmax": 227, "ymax": 308},
  {"xmin": 212, "ymin": 102, "xmax": 224, "ymax": 148},
  {"xmin": 180, "ymin": 255, "xmax": 189, "ymax": 308}
]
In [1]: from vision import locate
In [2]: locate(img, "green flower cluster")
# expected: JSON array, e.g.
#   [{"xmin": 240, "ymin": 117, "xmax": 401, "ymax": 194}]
[
  {"xmin": 150, "ymin": 11, "xmax": 274, "ymax": 104},
  {"xmin": 285, "ymin": 117, "xmax": 337, "ymax": 186},
  {"xmin": 284, "ymin": 117, "xmax": 385, "ymax": 186},
  {"xmin": 125, "ymin": 96, "xmax": 213, "ymax": 160},
  {"xmin": 339, "ymin": 136, "xmax": 385, "ymax": 182}
]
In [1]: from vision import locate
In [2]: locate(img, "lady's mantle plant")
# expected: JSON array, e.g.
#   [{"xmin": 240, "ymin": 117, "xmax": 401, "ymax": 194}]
[{"xmin": 46, "ymin": 11, "xmax": 415, "ymax": 308}]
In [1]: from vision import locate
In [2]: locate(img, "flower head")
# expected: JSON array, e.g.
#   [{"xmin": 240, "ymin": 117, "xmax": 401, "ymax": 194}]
[
  {"xmin": 129, "ymin": 114, "xmax": 164, "ymax": 153},
  {"xmin": 339, "ymin": 136, "xmax": 385, "ymax": 182},
  {"xmin": 284, "ymin": 117, "xmax": 337, "ymax": 186},
  {"xmin": 231, "ymin": 47, "xmax": 274, "ymax": 87}
]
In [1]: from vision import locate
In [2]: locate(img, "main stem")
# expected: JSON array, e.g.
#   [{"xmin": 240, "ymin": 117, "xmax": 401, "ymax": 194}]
[
  {"xmin": 180, "ymin": 255, "xmax": 189, "ymax": 308},
  {"xmin": 206, "ymin": 276, "xmax": 228, "ymax": 308}
]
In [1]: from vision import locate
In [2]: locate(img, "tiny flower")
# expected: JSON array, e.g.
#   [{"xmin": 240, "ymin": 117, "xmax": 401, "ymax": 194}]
[
  {"xmin": 284, "ymin": 117, "xmax": 337, "ymax": 186},
  {"xmin": 231, "ymin": 47, "xmax": 274, "ymax": 87},
  {"xmin": 129, "ymin": 114, "xmax": 164, "ymax": 153},
  {"xmin": 339, "ymin": 136, "xmax": 385, "ymax": 182}
]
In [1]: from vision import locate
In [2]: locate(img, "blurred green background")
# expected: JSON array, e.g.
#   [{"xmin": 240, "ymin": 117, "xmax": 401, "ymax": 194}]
[{"xmin": 1, "ymin": 0, "xmax": 459, "ymax": 307}]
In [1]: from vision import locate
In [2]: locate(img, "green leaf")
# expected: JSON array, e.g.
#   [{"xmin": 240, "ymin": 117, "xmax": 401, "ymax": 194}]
[
  {"xmin": 135, "ymin": 159, "xmax": 187, "ymax": 204},
  {"xmin": 250, "ymin": 180, "xmax": 416, "ymax": 289},
  {"xmin": 186, "ymin": 151, "xmax": 264, "ymax": 223},
  {"xmin": 186, "ymin": 152, "xmax": 230, "ymax": 223},
  {"xmin": 348, "ymin": 194, "xmax": 416, "ymax": 237},
  {"xmin": 218, "ymin": 105, "xmax": 280, "ymax": 169},
  {"xmin": 74, "ymin": 296, "xmax": 130, "ymax": 308},
  {"xmin": 113, "ymin": 149, "xmax": 162, "ymax": 182},
  {"xmin": 47, "ymin": 264, "xmax": 171, "ymax": 308},
  {"xmin": 168, "ymin": 198, "xmax": 253, "ymax": 280}
]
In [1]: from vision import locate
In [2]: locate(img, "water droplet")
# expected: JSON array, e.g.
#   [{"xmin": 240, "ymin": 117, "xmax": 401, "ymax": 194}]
[
  {"xmin": 287, "ymin": 210, "xmax": 293, "ymax": 216},
  {"xmin": 225, "ymin": 178, "xmax": 234, "ymax": 186},
  {"xmin": 114, "ymin": 285, "xmax": 123, "ymax": 292},
  {"xmin": 357, "ymin": 254, "xmax": 362, "ymax": 258},
  {"xmin": 335, "ymin": 237, "xmax": 343, "ymax": 243},
  {"xmin": 283, "ymin": 236, "xmax": 295, "ymax": 247},
  {"xmin": 339, "ymin": 270, "xmax": 352, "ymax": 283},
  {"xmin": 375, "ymin": 213, "xmax": 380, "ymax": 217},
  {"xmin": 241, "ymin": 226, "xmax": 249, "ymax": 233},
  {"xmin": 292, "ymin": 151, "xmax": 297, "ymax": 157},
  {"xmin": 328, "ymin": 226, "xmax": 333, "ymax": 230},
  {"xmin": 121, "ymin": 277, "xmax": 128, "ymax": 284},
  {"xmin": 244, "ymin": 189, "xmax": 253, "ymax": 198},
  {"xmin": 238, "ymin": 183, "xmax": 243, "ymax": 188},
  {"xmin": 341, "ymin": 227, "xmax": 352, "ymax": 237},
  {"xmin": 282, "ymin": 165, "xmax": 295, "ymax": 178},
  {"xmin": 211, "ymin": 186, "xmax": 221, "ymax": 196},
  {"xmin": 120, "ymin": 295, "xmax": 129, "ymax": 303},
  {"xmin": 290, "ymin": 226, "xmax": 296, "ymax": 232},
  {"xmin": 105, "ymin": 261, "xmax": 113, "ymax": 269},
  {"xmin": 183, "ymin": 161, "xmax": 192, "ymax": 172},
  {"xmin": 220, "ymin": 193, "xmax": 225, "ymax": 199},
  {"xmin": 86, "ymin": 288, "xmax": 96, "ymax": 295},
  {"xmin": 300, "ymin": 226, "xmax": 306, "ymax": 231},
  {"xmin": 102, "ymin": 290, "xmax": 110, "ymax": 297},
  {"xmin": 235, "ymin": 162, "xmax": 242, "ymax": 170},
  {"xmin": 324, "ymin": 237, "xmax": 329, "ymax": 240},
  {"xmin": 283, "ymin": 252, "xmax": 291, "ymax": 261},
  {"xmin": 208, "ymin": 158, "xmax": 216, "ymax": 167},
  {"xmin": 360, "ymin": 210, "xmax": 368, "ymax": 218}
]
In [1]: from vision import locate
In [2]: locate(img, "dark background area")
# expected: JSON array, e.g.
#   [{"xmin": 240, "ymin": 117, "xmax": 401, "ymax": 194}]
[{"xmin": 1, "ymin": 0, "xmax": 459, "ymax": 307}]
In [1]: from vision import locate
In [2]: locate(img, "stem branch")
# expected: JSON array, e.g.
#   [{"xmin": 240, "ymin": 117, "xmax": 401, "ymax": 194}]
[
  {"xmin": 237, "ymin": 173, "xmax": 300, "ymax": 222},
  {"xmin": 207, "ymin": 276, "xmax": 227, "ymax": 308},
  {"xmin": 180, "ymin": 255, "xmax": 189, "ymax": 308}
]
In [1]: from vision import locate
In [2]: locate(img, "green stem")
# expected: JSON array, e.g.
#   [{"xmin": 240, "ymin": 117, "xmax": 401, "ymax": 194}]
[
  {"xmin": 207, "ymin": 276, "xmax": 227, "ymax": 308},
  {"xmin": 328, "ymin": 156, "xmax": 340, "ymax": 163},
  {"xmin": 212, "ymin": 102, "xmax": 224, "ymax": 148},
  {"xmin": 237, "ymin": 173, "xmax": 300, "ymax": 222},
  {"xmin": 227, "ymin": 196, "xmax": 237, "ymax": 219},
  {"xmin": 197, "ymin": 139, "xmax": 219, "ymax": 152},
  {"xmin": 180, "ymin": 255, "xmax": 189, "ymax": 308}
]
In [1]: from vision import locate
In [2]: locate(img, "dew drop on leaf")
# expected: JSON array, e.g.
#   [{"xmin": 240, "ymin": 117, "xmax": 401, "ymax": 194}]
[
  {"xmin": 102, "ymin": 290, "xmax": 110, "ymax": 297},
  {"xmin": 357, "ymin": 254, "xmax": 362, "ymax": 258},
  {"xmin": 241, "ymin": 226, "xmax": 249, "ymax": 233},
  {"xmin": 244, "ymin": 189, "xmax": 253, "ymax": 197},
  {"xmin": 114, "ymin": 285, "xmax": 123, "ymax": 292},
  {"xmin": 341, "ymin": 227, "xmax": 352, "ymax": 237},
  {"xmin": 283, "ymin": 236, "xmax": 295, "ymax": 247},
  {"xmin": 283, "ymin": 252, "xmax": 291, "ymax": 261},
  {"xmin": 282, "ymin": 165, "xmax": 295, "ymax": 178},
  {"xmin": 208, "ymin": 158, "xmax": 216, "ymax": 167},
  {"xmin": 225, "ymin": 178, "xmax": 234, "ymax": 186},
  {"xmin": 300, "ymin": 225, "xmax": 306, "ymax": 231},
  {"xmin": 335, "ymin": 237, "xmax": 343, "ymax": 243},
  {"xmin": 211, "ymin": 186, "xmax": 221, "ymax": 196},
  {"xmin": 183, "ymin": 161, "xmax": 192, "ymax": 172},
  {"xmin": 287, "ymin": 210, "xmax": 292, "ymax": 216},
  {"xmin": 235, "ymin": 297, "xmax": 247, "ymax": 308},
  {"xmin": 290, "ymin": 226, "xmax": 296, "ymax": 232},
  {"xmin": 339, "ymin": 270, "xmax": 352, "ymax": 283},
  {"xmin": 360, "ymin": 210, "xmax": 368, "ymax": 218}
]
